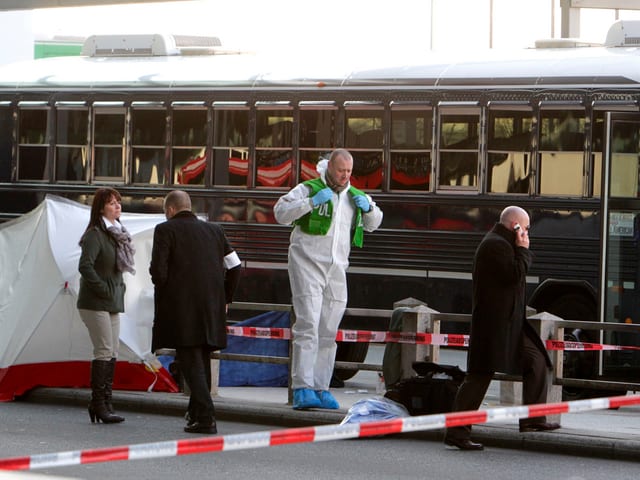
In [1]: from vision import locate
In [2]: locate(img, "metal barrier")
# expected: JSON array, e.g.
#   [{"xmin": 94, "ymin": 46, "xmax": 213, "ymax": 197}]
[
  {"xmin": 157, "ymin": 301, "xmax": 640, "ymax": 406},
  {"xmin": 224, "ymin": 302, "xmax": 392, "ymax": 372},
  {"xmin": 157, "ymin": 301, "xmax": 394, "ymax": 403},
  {"xmin": 429, "ymin": 311, "xmax": 640, "ymax": 396}
]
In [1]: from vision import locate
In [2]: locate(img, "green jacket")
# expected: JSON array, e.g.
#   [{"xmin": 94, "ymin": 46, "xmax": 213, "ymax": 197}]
[
  {"xmin": 77, "ymin": 226, "xmax": 126, "ymax": 313},
  {"xmin": 293, "ymin": 177, "xmax": 366, "ymax": 247}
]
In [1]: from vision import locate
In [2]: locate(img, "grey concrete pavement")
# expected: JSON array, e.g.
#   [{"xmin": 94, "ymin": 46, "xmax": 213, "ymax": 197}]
[
  {"xmin": 23, "ymin": 378, "xmax": 640, "ymax": 462},
  {"xmin": 20, "ymin": 346, "xmax": 640, "ymax": 462}
]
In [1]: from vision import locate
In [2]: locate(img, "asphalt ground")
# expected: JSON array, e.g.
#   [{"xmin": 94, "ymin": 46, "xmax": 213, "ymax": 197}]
[{"xmin": 19, "ymin": 346, "xmax": 640, "ymax": 462}]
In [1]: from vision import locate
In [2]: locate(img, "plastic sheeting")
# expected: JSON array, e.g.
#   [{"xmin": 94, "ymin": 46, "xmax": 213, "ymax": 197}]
[{"xmin": 219, "ymin": 311, "xmax": 290, "ymax": 387}]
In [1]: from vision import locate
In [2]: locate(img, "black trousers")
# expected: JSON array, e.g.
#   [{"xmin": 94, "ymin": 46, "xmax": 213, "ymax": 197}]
[
  {"xmin": 445, "ymin": 331, "xmax": 549, "ymax": 441},
  {"xmin": 176, "ymin": 346, "xmax": 215, "ymax": 423}
]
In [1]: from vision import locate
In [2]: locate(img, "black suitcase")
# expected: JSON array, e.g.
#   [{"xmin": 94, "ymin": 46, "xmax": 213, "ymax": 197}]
[{"xmin": 384, "ymin": 361, "xmax": 465, "ymax": 416}]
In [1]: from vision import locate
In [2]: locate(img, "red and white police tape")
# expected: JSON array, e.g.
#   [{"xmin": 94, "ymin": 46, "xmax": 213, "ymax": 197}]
[
  {"xmin": 226, "ymin": 326, "xmax": 640, "ymax": 351},
  {"xmin": 1, "ymin": 394, "xmax": 639, "ymax": 471}
]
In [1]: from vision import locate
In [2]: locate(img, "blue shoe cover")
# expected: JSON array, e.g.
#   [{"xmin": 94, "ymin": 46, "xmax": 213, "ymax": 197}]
[
  {"xmin": 316, "ymin": 390, "xmax": 340, "ymax": 409},
  {"xmin": 293, "ymin": 388, "xmax": 322, "ymax": 409}
]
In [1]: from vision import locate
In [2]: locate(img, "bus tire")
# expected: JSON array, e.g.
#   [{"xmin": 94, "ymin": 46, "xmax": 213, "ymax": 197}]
[
  {"xmin": 562, "ymin": 330, "xmax": 597, "ymax": 401},
  {"xmin": 546, "ymin": 293, "xmax": 627, "ymax": 400},
  {"xmin": 545, "ymin": 293, "xmax": 598, "ymax": 401},
  {"xmin": 333, "ymin": 341, "xmax": 369, "ymax": 381}
]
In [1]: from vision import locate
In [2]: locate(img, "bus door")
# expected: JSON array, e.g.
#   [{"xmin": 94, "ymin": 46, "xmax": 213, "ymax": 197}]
[{"xmin": 600, "ymin": 112, "xmax": 640, "ymax": 378}]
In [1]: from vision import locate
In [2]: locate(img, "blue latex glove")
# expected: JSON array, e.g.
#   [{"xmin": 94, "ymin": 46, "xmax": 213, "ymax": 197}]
[
  {"xmin": 311, "ymin": 187, "xmax": 333, "ymax": 206},
  {"xmin": 354, "ymin": 195, "xmax": 370, "ymax": 212}
]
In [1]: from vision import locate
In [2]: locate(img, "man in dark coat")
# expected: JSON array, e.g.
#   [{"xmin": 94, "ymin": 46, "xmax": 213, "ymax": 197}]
[
  {"xmin": 444, "ymin": 206, "xmax": 559, "ymax": 451},
  {"xmin": 150, "ymin": 190, "xmax": 241, "ymax": 434}
]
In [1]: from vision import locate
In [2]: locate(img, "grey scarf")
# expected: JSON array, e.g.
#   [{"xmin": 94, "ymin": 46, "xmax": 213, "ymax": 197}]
[{"xmin": 107, "ymin": 224, "xmax": 136, "ymax": 274}]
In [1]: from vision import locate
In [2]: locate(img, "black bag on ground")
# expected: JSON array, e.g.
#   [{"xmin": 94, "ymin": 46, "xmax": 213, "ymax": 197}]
[{"xmin": 384, "ymin": 361, "xmax": 465, "ymax": 416}]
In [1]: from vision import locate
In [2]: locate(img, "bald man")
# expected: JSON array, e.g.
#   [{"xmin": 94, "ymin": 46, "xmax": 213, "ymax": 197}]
[
  {"xmin": 274, "ymin": 149, "xmax": 383, "ymax": 410},
  {"xmin": 150, "ymin": 190, "xmax": 241, "ymax": 434},
  {"xmin": 444, "ymin": 206, "xmax": 559, "ymax": 451}
]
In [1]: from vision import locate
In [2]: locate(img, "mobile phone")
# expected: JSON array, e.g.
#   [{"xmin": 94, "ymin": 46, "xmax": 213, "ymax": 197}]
[{"xmin": 513, "ymin": 223, "xmax": 521, "ymax": 232}]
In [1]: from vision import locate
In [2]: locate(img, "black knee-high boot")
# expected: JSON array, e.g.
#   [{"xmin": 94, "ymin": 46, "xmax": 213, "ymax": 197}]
[
  {"xmin": 104, "ymin": 358, "xmax": 124, "ymax": 421},
  {"xmin": 88, "ymin": 360, "xmax": 124, "ymax": 424}
]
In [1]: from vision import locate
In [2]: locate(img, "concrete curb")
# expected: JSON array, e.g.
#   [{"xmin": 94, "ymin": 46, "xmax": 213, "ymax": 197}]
[{"xmin": 22, "ymin": 388, "xmax": 640, "ymax": 462}]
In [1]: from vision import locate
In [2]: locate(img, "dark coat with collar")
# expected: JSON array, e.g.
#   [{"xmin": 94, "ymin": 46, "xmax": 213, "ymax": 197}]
[
  {"xmin": 150, "ymin": 211, "xmax": 237, "ymax": 351},
  {"xmin": 77, "ymin": 226, "xmax": 125, "ymax": 313},
  {"xmin": 467, "ymin": 222, "xmax": 551, "ymax": 375}
]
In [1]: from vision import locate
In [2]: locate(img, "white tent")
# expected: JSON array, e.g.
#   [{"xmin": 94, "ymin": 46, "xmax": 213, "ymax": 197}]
[{"xmin": 0, "ymin": 195, "xmax": 178, "ymax": 401}]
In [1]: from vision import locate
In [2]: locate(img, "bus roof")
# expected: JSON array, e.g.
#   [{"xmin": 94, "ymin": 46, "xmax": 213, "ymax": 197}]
[{"xmin": 2, "ymin": 25, "xmax": 640, "ymax": 92}]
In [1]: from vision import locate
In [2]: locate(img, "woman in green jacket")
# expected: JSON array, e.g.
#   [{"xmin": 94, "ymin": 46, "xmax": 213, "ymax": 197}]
[{"xmin": 77, "ymin": 187, "xmax": 135, "ymax": 424}]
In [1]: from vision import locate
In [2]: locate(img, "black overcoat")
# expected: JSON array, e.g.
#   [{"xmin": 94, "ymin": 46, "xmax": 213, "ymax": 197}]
[
  {"xmin": 467, "ymin": 223, "xmax": 551, "ymax": 375},
  {"xmin": 150, "ymin": 211, "xmax": 234, "ymax": 351}
]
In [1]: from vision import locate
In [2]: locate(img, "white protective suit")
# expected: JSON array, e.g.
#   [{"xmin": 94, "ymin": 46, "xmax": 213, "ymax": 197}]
[{"xmin": 273, "ymin": 160, "xmax": 383, "ymax": 390}]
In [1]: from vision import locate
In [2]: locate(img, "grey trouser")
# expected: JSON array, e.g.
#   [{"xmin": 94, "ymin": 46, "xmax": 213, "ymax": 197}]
[{"xmin": 78, "ymin": 309, "xmax": 120, "ymax": 361}]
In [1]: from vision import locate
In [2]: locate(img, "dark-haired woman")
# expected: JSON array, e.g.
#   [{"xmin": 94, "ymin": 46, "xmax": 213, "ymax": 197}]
[{"xmin": 77, "ymin": 188, "xmax": 135, "ymax": 424}]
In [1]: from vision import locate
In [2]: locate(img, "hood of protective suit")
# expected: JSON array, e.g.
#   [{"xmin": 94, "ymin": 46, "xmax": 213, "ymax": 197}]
[{"xmin": 317, "ymin": 158, "xmax": 329, "ymax": 184}]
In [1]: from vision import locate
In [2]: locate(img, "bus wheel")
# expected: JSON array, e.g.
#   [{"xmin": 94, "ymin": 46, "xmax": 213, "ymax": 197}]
[
  {"xmin": 333, "ymin": 342, "xmax": 369, "ymax": 381},
  {"xmin": 562, "ymin": 330, "xmax": 596, "ymax": 401},
  {"xmin": 545, "ymin": 294, "xmax": 597, "ymax": 401}
]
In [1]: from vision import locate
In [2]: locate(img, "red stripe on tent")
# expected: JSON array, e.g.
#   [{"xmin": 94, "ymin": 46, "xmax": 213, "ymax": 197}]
[
  {"xmin": 177, "ymin": 437, "xmax": 225, "ymax": 455},
  {"xmin": 114, "ymin": 361, "xmax": 179, "ymax": 394},
  {"xmin": 81, "ymin": 446, "xmax": 130, "ymax": 465},
  {"xmin": 270, "ymin": 426, "xmax": 316, "ymax": 446},
  {"xmin": 0, "ymin": 361, "xmax": 178, "ymax": 402}
]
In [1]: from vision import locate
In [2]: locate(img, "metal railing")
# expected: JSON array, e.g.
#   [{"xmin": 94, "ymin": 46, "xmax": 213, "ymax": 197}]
[
  {"xmin": 220, "ymin": 302, "xmax": 392, "ymax": 372},
  {"xmin": 157, "ymin": 301, "xmax": 640, "ymax": 402},
  {"xmin": 430, "ymin": 311, "xmax": 640, "ymax": 393}
]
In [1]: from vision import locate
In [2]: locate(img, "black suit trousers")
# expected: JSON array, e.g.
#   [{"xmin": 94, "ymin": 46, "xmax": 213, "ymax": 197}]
[
  {"xmin": 445, "ymin": 331, "xmax": 549, "ymax": 441},
  {"xmin": 176, "ymin": 346, "xmax": 215, "ymax": 423}
]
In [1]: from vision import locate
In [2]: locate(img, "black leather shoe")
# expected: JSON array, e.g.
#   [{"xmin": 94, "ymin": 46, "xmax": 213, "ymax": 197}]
[
  {"xmin": 184, "ymin": 421, "xmax": 217, "ymax": 434},
  {"xmin": 519, "ymin": 422, "xmax": 560, "ymax": 433},
  {"xmin": 444, "ymin": 437, "xmax": 484, "ymax": 451}
]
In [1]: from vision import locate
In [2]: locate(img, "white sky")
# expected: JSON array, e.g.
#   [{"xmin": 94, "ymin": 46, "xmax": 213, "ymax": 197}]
[{"xmin": 25, "ymin": 0, "xmax": 640, "ymax": 58}]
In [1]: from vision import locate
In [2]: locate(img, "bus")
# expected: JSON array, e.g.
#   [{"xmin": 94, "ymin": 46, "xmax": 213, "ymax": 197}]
[{"xmin": 1, "ymin": 23, "xmax": 639, "ymax": 397}]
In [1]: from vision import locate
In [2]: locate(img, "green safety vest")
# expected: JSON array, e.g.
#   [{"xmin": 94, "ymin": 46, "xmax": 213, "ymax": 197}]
[{"xmin": 293, "ymin": 177, "xmax": 366, "ymax": 247}]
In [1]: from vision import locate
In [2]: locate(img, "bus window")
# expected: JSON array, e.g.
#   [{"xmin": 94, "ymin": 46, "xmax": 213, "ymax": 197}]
[
  {"xmin": 0, "ymin": 105, "xmax": 11, "ymax": 182},
  {"xmin": 56, "ymin": 108, "xmax": 88, "ymax": 182},
  {"xmin": 248, "ymin": 198, "xmax": 277, "ymax": 223},
  {"xmin": 132, "ymin": 108, "xmax": 166, "ymax": 185},
  {"xmin": 172, "ymin": 108, "xmax": 207, "ymax": 185},
  {"xmin": 609, "ymin": 120, "xmax": 640, "ymax": 198},
  {"xmin": 390, "ymin": 109, "xmax": 431, "ymax": 191},
  {"xmin": 345, "ymin": 109, "xmax": 383, "ymax": 189},
  {"xmin": 539, "ymin": 109, "xmax": 585, "ymax": 196},
  {"xmin": 93, "ymin": 108, "xmax": 125, "ymax": 181},
  {"xmin": 18, "ymin": 107, "xmax": 49, "ymax": 181},
  {"xmin": 299, "ymin": 108, "xmax": 335, "ymax": 181},
  {"xmin": 487, "ymin": 109, "xmax": 532, "ymax": 194},
  {"xmin": 255, "ymin": 108, "xmax": 293, "ymax": 188},
  {"xmin": 213, "ymin": 107, "xmax": 249, "ymax": 187},
  {"xmin": 438, "ymin": 109, "xmax": 479, "ymax": 189},
  {"xmin": 210, "ymin": 197, "xmax": 247, "ymax": 222},
  {"xmin": 382, "ymin": 202, "xmax": 428, "ymax": 229}
]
